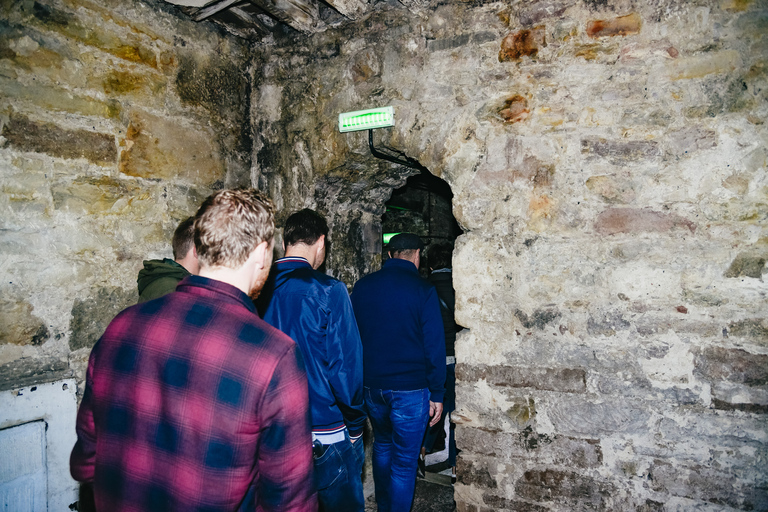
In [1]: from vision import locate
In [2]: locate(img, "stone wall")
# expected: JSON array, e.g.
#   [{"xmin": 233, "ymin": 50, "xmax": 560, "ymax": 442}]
[
  {"xmin": 0, "ymin": 0, "xmax": 251, "ymax": 391},
  {"xmin": 252, "ymin": 0, "xmax": 768, "ymax": 509}
]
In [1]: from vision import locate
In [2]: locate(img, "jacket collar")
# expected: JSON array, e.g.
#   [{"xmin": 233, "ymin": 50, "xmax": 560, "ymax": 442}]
[
  {"xmin": 383, "ymin": 257, "xmax": 418, "ymax": 273},
  {"xmin": 275, "ymin": 256, "xmax": 312, "ymax": 270}
]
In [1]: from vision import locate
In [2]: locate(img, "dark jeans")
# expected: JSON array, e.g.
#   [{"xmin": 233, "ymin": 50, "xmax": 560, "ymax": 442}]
[
  {"xmin": 365, "ymin": 387, "xmax": 430, "ymax": 512},
  {"xmin": 422, "ymin": 363, "xmax": 456, "ymax": 466},
  {"xmin": 314, "ymin": 431, "xmax": 365, "ymax": 512}
]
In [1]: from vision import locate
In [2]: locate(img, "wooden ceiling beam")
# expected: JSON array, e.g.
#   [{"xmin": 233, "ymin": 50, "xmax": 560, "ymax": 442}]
[
  {"xmin": 194, "ymin": 0, "xmax": 242, "ymax": 21},
  {"xmin": 247, "ymin": 0, "xmax": 324, "ymax": 33}
]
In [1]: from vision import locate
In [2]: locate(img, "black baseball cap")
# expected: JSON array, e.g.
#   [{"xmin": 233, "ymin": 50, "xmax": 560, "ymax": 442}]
[{"xmin": 387, "ymin": 233, "xmax": 424, "ymax": 251}]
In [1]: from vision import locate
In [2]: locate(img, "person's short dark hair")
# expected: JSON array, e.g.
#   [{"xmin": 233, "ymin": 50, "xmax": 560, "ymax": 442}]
[
  {"xmin": 172, "ymin": 217, "xmax": 196, "ymax": 260},
  {"xmin": 194, "ymin": 189, "xmax": 275, "ymax": 269},
  {"xmin": 283, "ymin": 209, "xmax": 328, "ymax": 247},
  {"xmin": 428, "ymin": 243, "xmax": 453, "ymax": 270}
]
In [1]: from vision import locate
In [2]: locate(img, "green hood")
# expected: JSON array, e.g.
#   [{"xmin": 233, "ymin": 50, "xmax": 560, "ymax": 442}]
[{"xmin": 136, "ymin": 258, "xmax": 190, "ymax": 302}]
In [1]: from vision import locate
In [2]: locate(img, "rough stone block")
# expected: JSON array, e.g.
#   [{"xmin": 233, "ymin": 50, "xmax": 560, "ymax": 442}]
[
  {"xmin": 587, "ymin": 13, "xmax": 642, "ymax": 38},
  {"xmin": 693, "ymin": 346, "xmax": 768, "ymax": 387},
  {"xmin": 175, "ymin": 52, "xmax": 249, "ymax": 121},
  {"xmin": 515, "ymin": 469, "xmax": 617, "ymax": 509},
  {"xmin": 26, "ymin": 1, "xmax": 158, "ymax": 68},
  {"xmin": 0, "ymin": 299, "xmax": 50, "ymax": 347},
  {"xmin": 118, "ymin": 109, "xmax": 225, "ymax": 184},
  {"xmin": 650, "ymin": 460, "xmax": 768, "ymax": 510},
  {"xmin": 459, "ymin": 364, "xmax": 586, "ymax": 393},
  {"xmin": 0, "ymin": 357, "xmax": 71, "ymax": 392},
  {"xmin": 51, "ymin": 176, "xmax": 139, "ymax": 215},
  {"xmin": 594, "ymin": 208, "xmax": 696, "ymax": 236},
  {"xmin": 100, "ymin": 69, "xmax": 167, "ymax": 97},
  {"xmin": 585, "ymin": 174, "xmax": 636, "ymax": 204},
  {"xmin": 548, "ymin": 398, "xmax": 650, "ymax": 436},
  {"xmin": 514, "ymin": 307, "xmax": 560, "ymax": 329},
  {"xmin": 69, "ymin": 286, "xmax": 136, "ymax": 351},
  {"xmin": 457, "ymin": 457, "xmax": 497, "ymax": 489},
  {"xmin": 587, "ymin": 310, "xmax": 631, "ymax": 336},
  {"xmin": 727, "ymin": 318, "xmax": 768, "ymax": 343},
  {"xmin": 459, "ymin": 425, "xmax": 603, "ymax": 468},
  {"xmin": 665, "ymin": 51, "xmax": 742, "ymax": 80},
  {"xmin": 517, "ymin": 2, "xmax": 568, "ymax": 27},
  {"xmin": 724, "ymin": 252, "xmax": 767, "ymax": 279},
  {"xmin": 665, "ymin": 126, "xmax": 717, "ymax": 158},
  {"xmin": 0, "ymin": 77, "xmax": 122, "ymax": 120},
  {"xmin": 619, "ymin": 40, "xmax": 679, "ymax": 63},
  {"xmin": 581, "ymin": 138, "xmax": 660, "ymax": 164},
  {"xmin": 498, "ymin": 27, "xmax": 546, "ymax": 62},
  {"xmin": 482, "ymin": 493, "xmax": 548, "ymax": 511},
  {"xmin": 2, "ymin": 113, "xmax": 116, "ymax": 165},
  {"xmin": 428, "ymin": 34, "xmax": 471, "ymax": 53}
]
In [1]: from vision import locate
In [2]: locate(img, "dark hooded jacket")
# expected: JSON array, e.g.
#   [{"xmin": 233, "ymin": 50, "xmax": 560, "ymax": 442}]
[{"xmin": 136, "ymin": 258, "xmax": 190, "ymax": 302}]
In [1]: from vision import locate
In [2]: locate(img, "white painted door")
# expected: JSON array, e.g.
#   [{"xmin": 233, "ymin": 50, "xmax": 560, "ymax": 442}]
[{"xmin": 0, "ymin": 420, "xmax": 47, "ymax": 512}]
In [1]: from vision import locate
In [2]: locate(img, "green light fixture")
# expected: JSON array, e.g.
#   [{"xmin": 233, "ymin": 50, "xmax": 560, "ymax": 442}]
[
  {"xmin": 338, "ymin": 106, "xmax": 395, "ymax": 133},
  {"xmin": 382, "ymin": 232, "xmax": 401, "ymax": 244}
]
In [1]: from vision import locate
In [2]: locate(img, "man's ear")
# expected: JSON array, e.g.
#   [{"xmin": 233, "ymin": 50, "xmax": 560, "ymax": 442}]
[{"xmin": 252, "ymin": 240, "xmax": 270, "ymax": 270}]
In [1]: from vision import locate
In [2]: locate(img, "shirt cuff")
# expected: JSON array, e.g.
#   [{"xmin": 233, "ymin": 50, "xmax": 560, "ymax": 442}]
[
  {"xmin": 429, "ymin": 391, "xmax": 445, "ymax": 403},
  {"xmin": 349, "ymin": 428, "xmax": 363, "ymax": 440}
]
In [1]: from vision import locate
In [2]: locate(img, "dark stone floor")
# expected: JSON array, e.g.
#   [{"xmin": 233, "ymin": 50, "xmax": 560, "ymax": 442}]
[{"xmin": 364, "ymin": 466, "xmax": 455, "ymax": 511}]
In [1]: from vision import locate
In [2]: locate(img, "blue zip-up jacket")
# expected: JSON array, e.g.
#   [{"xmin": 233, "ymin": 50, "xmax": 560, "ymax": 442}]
[
  {"xmin": 262, "ymin": 257, "xmax": 366, "ymax": 440},
  {"xmin": 351, "ymin": 257, "xmax": 446, "ymax": 403}
]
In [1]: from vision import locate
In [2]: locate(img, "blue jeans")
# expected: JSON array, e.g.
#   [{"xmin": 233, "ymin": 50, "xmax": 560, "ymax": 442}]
[
  {"xmin": 314, "ymin": 431, "xmax": 365, "ymax": 512},
  {"xmin": 364, "ymin": 387, "xmax": 430, "ymax": 512}
]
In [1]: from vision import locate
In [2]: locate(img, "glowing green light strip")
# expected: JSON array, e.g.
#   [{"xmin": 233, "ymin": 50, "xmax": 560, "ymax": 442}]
[
  {"xmin": 339, "ymin": 106, "xmax": 395, "ymax": 133},
  {"xmin": 383, "ymin": 232, "xmax": 401, "ymax": 244}
]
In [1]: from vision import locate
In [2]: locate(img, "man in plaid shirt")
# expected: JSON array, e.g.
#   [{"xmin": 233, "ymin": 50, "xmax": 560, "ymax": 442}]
[{"xmin": 70, "ymin": 189, "xmax": 317, "ymax": 512}]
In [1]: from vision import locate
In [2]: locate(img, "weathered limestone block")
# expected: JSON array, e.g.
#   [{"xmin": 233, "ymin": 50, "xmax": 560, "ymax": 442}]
[
  {"xmin": 594, "ymin": 208, "xmax": 696, "ymax": 236},
  {"xmin": 649, "ymin": 460, "xmax": 768, "ymax": 510},
  {"xmin": 0, "ymin": 78, "xmax": 122, "ymax": 120},
  {"xmin": 51, "ymin": 175, "xmax": 142, "ymax": 215},
  {"xmin": 118, "ymin": 109, "xmax": 225, "ymax": 184},
  {"xmin": 694, "ymin": 346, "xmax": 768, "ymax": 387},
  {"xmin": 68, "ymin": 286, "xmax": 137, "ymax": 351},
  {"xmin": 2, "ymin": 112, "xmax": 116, "ymax": 165},
  {"xmin": 20, "ymin": 1, "xmax": 158, "ymax": 69},
  {"xmin": 665, "ymin": 50, "xmax": 743, "ymax": 81},
  {"xmin": 480, "ymin": 493, "xmax": 549, "ymax": 512},
  {"xmin": 0, "ymin": 356, "xmax": 70, "ymax": 392},
  {"xmin": 0, "ymin": 299, "xmax": 50, "ymax": 347},
  {"xmin": 514, "ymin": 468, "xmax": 617, "ymax": 510},
  {"xmin": 585, "ymin": 174, "xmax": 637, "ymax": 204},
  {"xmin": 459, "ymin": 425, "xmax": 603, "ymax": 468},
  {"xmin": 546, "ymin": 397, "xmax": 650, "ymax": 436},
  {"xmin": 581, "ymin": 138, "xmax": 661, "ymax": 165},
  {"xmin": 587, "ymin": 13, "xmax": 642, "ymax": 39},
  {"xmin": 458, "ymin": 364, "xmax": 586, "ymax": 394}
]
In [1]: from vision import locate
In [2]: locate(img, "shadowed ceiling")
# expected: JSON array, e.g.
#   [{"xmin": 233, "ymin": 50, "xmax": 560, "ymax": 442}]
[{"xmin": 163, "ymin": 0, "xmax": 419, "ymax": 39}]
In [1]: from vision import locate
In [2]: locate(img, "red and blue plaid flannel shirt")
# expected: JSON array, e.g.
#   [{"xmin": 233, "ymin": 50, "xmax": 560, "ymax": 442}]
[{"xmin": 70, "ymin": 276, "xmax": 317, "ymax": 511}]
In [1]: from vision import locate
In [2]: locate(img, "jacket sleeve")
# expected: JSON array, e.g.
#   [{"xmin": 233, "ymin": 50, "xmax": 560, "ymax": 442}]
[
  {"xmin": 70, "ymin": 342, "xmax": 99, "ymax": 483},
  {"xmin": 325, "ymin": 282, "xmax": 367, "ymax": 439},
  {"xmin": 422, "ymin": 286, "xmax": 447, "ymax": 403},
  {"xmin": 257, "ymin": 344, "xmax": 317, "ymax": 512}
]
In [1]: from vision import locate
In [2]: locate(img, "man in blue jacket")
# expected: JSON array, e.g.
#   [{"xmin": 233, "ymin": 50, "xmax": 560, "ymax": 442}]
[
  {"xmin": 351, "ymin": 233, "xmax": 446, "ymax": 512},
  {"xmin": 261, "ymin": 209, "xmax": 366, "ymax": 512}
]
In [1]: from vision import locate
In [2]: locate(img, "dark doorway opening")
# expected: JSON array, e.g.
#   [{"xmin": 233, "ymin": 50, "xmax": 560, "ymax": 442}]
[{"xmin": 382, "ymin": 170, "xmax": 462, "ymax": 274}]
